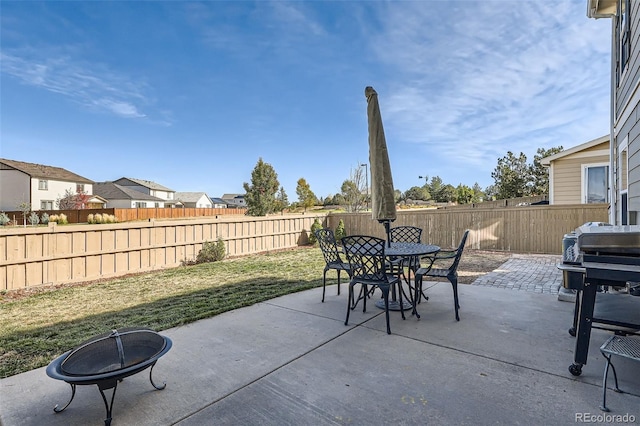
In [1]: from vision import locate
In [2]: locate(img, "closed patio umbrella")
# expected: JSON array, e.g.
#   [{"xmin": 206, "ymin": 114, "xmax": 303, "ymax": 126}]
[{"xmin": 366, "ymin": 86, "xmax": 396, "ymax": 244}]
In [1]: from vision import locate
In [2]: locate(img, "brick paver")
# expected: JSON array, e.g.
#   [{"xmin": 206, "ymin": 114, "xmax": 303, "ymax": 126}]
[{"xmin": 472, "ymin": 253, "xmax": 563, "ymax": 294}]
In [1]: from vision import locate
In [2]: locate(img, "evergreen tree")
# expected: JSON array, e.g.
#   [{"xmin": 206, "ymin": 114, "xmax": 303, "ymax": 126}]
[
  {"xmin": 530, "ymin": 146, "xmax": 563, "ymax": 195},
  {"xmin": 296, "ymin": 178, "xmax": 317, "ymax": 211},
  {"xmin": 275, "ymin": 186, "xmax": 289, "ymax": 213},
  {"xmin": 491, "ymin": 151, "xmax": 531, "ymax": 199},
  {"xmin": 243, "ymin": 158, "xmax": 280, "ymax": 216}
]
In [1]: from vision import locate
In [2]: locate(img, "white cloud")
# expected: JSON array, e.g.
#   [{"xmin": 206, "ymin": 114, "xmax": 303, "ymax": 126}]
[
  {"xmin": 367, "ymin": 1, "xmax": 611, "ymax": 173},
  {"xmin": 1, "ymin": 49, "xmax": 154, "ymax": 120}
]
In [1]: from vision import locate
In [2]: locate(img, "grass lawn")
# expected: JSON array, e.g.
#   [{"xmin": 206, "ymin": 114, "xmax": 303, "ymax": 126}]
[{"xmin": 0, "ymin": 246, "xmax": 326, "ymax": 378}]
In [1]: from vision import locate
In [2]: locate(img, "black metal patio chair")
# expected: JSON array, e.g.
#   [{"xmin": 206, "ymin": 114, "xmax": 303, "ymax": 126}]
[
  {"xmin": 342, "ymin": 235, "xmax": 402, "ymax": 334},
  {"xmin": 387, "ymin": 225, "xmax": 423, "ymax": 285},
  {"xmin": 314, "ymin": 228, "xmax": 352, "ymax": 302},
  {"xmin": 413, "ymin": 229, "xmax": 469, "ymax": 321}
]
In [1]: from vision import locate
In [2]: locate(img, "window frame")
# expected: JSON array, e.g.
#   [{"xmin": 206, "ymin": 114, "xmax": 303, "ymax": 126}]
[
  {"xmin": 38, "ymin": 180, "xmax": 48, "ymax": 190},
  {"xmin": 581, "ymin": 162, "xmax": 610, "ymax": 204}
]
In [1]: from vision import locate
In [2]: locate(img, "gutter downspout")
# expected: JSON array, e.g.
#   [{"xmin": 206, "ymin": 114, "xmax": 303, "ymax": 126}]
[{"xmin": 609, "ymin": 18, "xmax": 616, "ymax": 225}]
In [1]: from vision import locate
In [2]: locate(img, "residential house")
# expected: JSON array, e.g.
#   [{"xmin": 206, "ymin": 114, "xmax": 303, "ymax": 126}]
[
  {"xmin": 541, "ymin": 135, "xmax": 610, "ymax": 205},
  {"xmin": 175, "ymin": 192, "xmax": 214, "ymax": 208},
  {"xmin": 0, "ymin": 158, "xmax": 94, "ymax": 211},
  {"xmin": 93, "ymin": 182, "xmax": 166, "ymax": 208},
  {"xmin": 587, "ymin": 0, "xmax": 636, "ymax": 225},
  {"xmin": 221, "ymin": 193, "xmax": 246, "ymax": 208},
  {"xmin": 113, "ymin": 178, "xmax": 177, "ymax": 207},
  {"xmin": 210, "ymin": 197, "xmax": 228, "ymax": 208}
]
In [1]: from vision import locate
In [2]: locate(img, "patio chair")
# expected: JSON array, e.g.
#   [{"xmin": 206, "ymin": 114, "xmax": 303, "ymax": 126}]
[
  {"xmin": 388, "ymin": 225, "xmax": 423, "ymax": 282},
  {"xmin": 314, "ymin": 228, "xmax": 352, "ymax": 302},
  {"xmin": 413, "ymin": 229, "xmax": 469, "ymax": 321},
  {"xmin": 342, "ymin": 235, "xmax": 402, "ymax": 334}
]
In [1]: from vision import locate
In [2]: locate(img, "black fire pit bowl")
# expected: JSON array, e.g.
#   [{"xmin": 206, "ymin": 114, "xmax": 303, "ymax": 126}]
[{"xmin": 46, "ymin": 327, "xmax": 172, "ymax": 426}]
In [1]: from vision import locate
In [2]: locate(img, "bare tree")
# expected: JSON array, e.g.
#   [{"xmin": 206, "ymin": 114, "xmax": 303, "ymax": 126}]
[{"xmin": 341, "ymin": 165, "xmax": 367, "ymax": 212}]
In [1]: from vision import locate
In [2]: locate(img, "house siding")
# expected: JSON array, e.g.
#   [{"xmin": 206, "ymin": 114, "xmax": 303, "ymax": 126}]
[
  {"xmin": 548, "ymin": 141, "xmax": 609, "ymax": 205},
  {"xmin": 0, "ymin": 170, "xmax": 30, "ymax": 211},
  {"xmin": 609, "ymin": 1, "xmax": 640, "ymax": 222}
]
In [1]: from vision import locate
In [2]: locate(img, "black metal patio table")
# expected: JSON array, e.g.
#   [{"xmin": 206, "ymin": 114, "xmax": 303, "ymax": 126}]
[{"xmin": 376, "ymin": 242, "xmax": 440, "ymax": 311}]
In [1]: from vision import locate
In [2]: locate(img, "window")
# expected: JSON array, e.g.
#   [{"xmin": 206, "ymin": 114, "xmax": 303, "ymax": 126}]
[
  {"xmin": 38, "ymin": 180, "xmax": 48, "ymax": 190},
  {"xmin": 135, "ymin": 202, "xmax": 147, "ymax": 208},
  {"xmin": 40, "ymin": 200, "xmax": 53, "ymax": 210},
  {"xmin": 583, "ymin": 164, "xmax": 609, "ymax": 204},
  {"xmin": 616, "ymin": 0, "xmax": 631, "ymax": 86},
  {"xmin": 76, "ymin": 184, "xmax": 84, "ymax": 193}
]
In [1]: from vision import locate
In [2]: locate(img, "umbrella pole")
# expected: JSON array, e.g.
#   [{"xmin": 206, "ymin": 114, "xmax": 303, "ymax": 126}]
[{"xmin": 380, "ymin": 219, "xmax": 394, "ymax": 247}]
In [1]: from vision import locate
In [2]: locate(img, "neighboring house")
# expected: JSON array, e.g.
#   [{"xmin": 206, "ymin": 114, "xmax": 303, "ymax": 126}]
[
  {"xmin": 113, "ymin": 177, "xmax": 177, "ymax": 207},
  {"xmin": 175, "ymin": 192, "xmax": 213, "ymax": 208},
  {"xmin": 587, "ymin": 0, "xmax": 636, "ymax": 225},
  {"xmin": 0, "ymin": 158, "xmax": 94, "ymax": 211},
  {"xmin": 210, "ymin": 197, "xmax": 228, "ymax": 208},
  {"xmin": 541, "ymin": 135, "xmax": 611, "ymax": 205},
  {"xmin": 93, "ymin": 182, "xmax": 166, "ymax": 208},
  {"xmin": 221, "ymin": 193, "xmax": 246, "ymax": 208},
  {"xmin": 86, "ymin": 195, "xmax": 109, "ymax": 209}
]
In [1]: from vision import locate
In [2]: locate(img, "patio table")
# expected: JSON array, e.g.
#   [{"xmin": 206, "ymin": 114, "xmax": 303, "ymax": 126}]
[{"xmin": 376, "ymin": 242, "xmax": 440, "ymax": 311}]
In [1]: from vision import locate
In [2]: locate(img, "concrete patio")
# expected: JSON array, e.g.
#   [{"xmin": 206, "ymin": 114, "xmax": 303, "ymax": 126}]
[{"xmin": 1, "ymin": 260, "xmax": 639, "ymax": 425}]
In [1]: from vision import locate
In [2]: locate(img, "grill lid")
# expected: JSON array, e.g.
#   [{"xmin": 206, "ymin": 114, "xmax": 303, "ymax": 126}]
[{"xmin": 576, "ymin": 225, "xmax": 640, "ymax": 255}]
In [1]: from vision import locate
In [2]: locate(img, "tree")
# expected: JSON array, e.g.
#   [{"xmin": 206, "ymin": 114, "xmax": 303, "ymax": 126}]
[
  {"xmin": 296, "ymin": 178, "xmax": 317, "ymax": 211},
  {"xmin": 530, "ymin": 146, "xmax": 563, "ymax": 195},
  {"xmin": 340, "ymin": 166, "xmax": 367, "ymax": 212},
  {"xmin": 471, "ymin": 182, "xmax": 485, "ymax": 203},
  {"xmin": 427, "ymin": 176, "xmax": 443, "ymax": 201},
  {"xmin": 340, "ymin": 179, "xmax": 361, "ymax": 213},
  {"xmin": 274, "ymin": 186, "xmax": 289, "ymax": 213},
  {"xmin": 57, "ymin": 187, "xmax": 91, "ymax": 210},
  {"xmin": 491, "ymin": 151, "xmax": 531, "ymax": 199},
  {"xmin": 243, "ymin": 158, "xmax": 280, "ymax": 216},
  {"xmin": 456, "ymin": 184, "xmax": 474, "ymax": 204},
  {"xmin": 439, "ymin": 184, "xmax": 457, "ymax": 203},
  {"xmin": 16, "ymin": 201, "xmax": 30, "ymax": 227},
  {"xmin": 404, "ymin": 186, "xmax": 429, "ymax": 201}
]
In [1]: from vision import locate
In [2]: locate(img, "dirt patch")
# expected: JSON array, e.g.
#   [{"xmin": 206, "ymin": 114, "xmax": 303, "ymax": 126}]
[{"xmin": 453, "ymin": 249, "xmax": 513, "ymax": 284}]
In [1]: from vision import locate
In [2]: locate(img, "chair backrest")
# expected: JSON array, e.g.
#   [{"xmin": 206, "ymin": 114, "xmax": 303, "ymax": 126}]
[
  {"xmin": 341, "ymin": 235, "xmax": 389, "ymax": 281},
  {"xmin": 390, "ymin": 226, "xmax": 422, "ymax": 243},
  {"xmin": 449, "ymin": 230, "xmax": 470, "ymax": 272},
  {"xmin": 315, "ymin": 228, "xmax": 343, "ymax": 265}
]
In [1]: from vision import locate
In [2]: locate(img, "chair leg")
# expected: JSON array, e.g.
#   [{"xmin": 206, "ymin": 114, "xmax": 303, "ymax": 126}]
[
  {"xmin": 449, "ymin": 276, "xmax": 460, "ymax": 321},
  {"xmin": 322, "ymin": 270, "xmax": 328, "ymax": 303},
  {"xmin": 380, "ymin": 286, "xmax": 391, "ymax": 334},
  {"xmin": 600, "ymin": 354, "xmax": 621, "ymax": 412},
  {"xmin": 345, "ymin": 283, "xmax": 354, "ymax": 326},
  {"xmin": 398, "ymin": 281, "xmax": 406, "ymax": 321},
  {"xmin": 337, "ymin": 271, "xmax": 341, "ymax": 296},
  {"xmin": 413, "ymin": 275, "xmax": 422, "ymax": 319}
]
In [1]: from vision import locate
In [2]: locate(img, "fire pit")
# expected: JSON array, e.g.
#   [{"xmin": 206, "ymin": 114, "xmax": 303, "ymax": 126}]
[{"xmin": 46, "ymin": 327, "xmax": 172, "ymax": 426}]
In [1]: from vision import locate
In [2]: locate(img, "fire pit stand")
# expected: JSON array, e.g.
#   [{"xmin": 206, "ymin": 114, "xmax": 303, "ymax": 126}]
[{"xmin": 46, "ymin": 327, "xmax": 172, "ymax": 426}]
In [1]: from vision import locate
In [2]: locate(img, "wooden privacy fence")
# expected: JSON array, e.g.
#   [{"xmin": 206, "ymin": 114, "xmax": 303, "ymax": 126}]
[
  {"xmin": 325, "ymin": 204, "xmax": 609, "ymax": 254},
  {"xmin": 2, "ymin": 207, "xmax": 247, "ymax": 224},
  {"xmin": 0, "ymin": 213, "xmax": 325, "ymax": 290}
]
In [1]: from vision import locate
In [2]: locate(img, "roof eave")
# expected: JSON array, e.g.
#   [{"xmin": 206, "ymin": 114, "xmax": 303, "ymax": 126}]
[{"xmin": 587, "ymin": 0, "xmax": 617, "ymax": 19}]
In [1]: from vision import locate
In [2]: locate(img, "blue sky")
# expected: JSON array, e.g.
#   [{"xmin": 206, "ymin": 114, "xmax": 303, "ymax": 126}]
[{"xmin": 1, "ymin": 1, "xmax": 611, "ymax": 201}]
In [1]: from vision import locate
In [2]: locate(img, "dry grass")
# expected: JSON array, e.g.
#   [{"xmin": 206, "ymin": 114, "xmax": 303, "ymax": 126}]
[{"xmin": 0, "ymin": 247, "xmax": 510, "ymax": 378}]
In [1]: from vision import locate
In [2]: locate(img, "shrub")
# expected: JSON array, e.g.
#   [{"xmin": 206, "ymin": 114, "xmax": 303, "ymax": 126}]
[
  {"xmin": 58, "ymin": 213, "xmax": 68, "ymax": 225},
  {"xmin": 0, "ymin": 212, "xmax": 9, "ymax": 226},
  {"xmin": 308, "ymin": 218, "xmax": 323, "ymax": 245},
  {"xmin": 87, "ymin": 214, "xmax": 94, "ymax": 224},
  {"xmin": 28, "ymin": 212, "xmax": 40, "ymax": 226},
  {"xmin": 49, "ymin": 214, "xmax": 58, "ymax": 224},
  {"xmin": 196, "ymin": 237, "xmax": 226, "ymax": 263},
  {"xmin": 94, "ymin": 213, "xmax": 103, "ymax": 224},
  {"xmin": 41, "ymin": 212, "xmax": 49, "ymax": 224},
  {"xmin": 335, "ymin": 219, "xmax": 346, "ymax": 242}
]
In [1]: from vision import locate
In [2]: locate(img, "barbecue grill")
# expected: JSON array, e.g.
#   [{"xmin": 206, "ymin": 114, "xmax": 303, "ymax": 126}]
[
  {"xmin": 46, "ymin": 327, "xmax": 172, "ymax": 425},
  {"xmin": 567, "ymin": 225, "xmax": 640, "ymax": 376}
]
